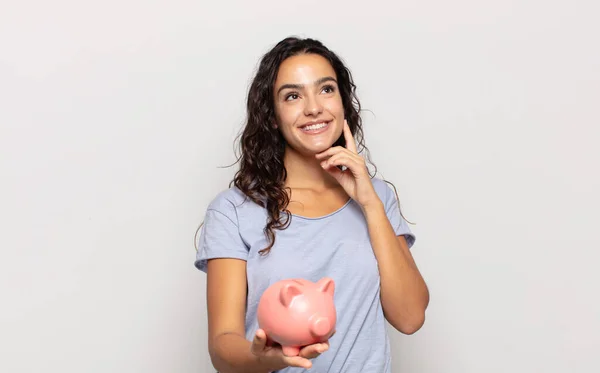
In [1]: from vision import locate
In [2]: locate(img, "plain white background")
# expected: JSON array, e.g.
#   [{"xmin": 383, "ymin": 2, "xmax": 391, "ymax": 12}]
[{"xmin": 1, "ymin": 0, "xmax": 598, "ymax": 372}]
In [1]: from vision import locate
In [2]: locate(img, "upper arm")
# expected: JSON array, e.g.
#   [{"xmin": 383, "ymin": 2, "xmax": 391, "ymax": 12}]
[
  {"xmin": 194, "ymin": 195, "xmax": 251, "ymax": 349},
  {"xmin": 206, "ymin": 258, "xmax": 248, "ymax": 346}
]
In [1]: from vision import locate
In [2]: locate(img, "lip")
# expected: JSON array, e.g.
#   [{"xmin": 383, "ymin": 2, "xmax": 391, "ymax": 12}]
[
  {"xmin": 299, "ymin": 119, "xmax": 332, "ymax": 128},
  {"xmin": 298, "ymin": 120, "xmax": 332, "ymax": 135}
]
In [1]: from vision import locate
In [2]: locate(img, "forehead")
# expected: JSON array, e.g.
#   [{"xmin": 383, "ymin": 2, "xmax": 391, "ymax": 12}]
[{"xmin": 275, "ymin": 53, "xmax": 337, "ymax": 86}]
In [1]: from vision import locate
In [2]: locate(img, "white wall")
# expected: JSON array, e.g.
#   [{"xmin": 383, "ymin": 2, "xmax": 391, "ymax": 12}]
[{"xmin": 1, "ymin": 1, "xmax": 598, "ymax": 372}]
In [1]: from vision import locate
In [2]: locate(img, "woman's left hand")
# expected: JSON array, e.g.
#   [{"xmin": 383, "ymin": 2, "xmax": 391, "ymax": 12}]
[{"xmin": 315, "ymin": 120, "xmax": 381, "ymax": 210}]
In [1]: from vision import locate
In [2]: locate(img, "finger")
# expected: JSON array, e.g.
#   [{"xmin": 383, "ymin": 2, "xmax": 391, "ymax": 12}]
[
  {"xmin": 315, "ymin": 146, "xmax": 348, "ymax": 159},
  {"xmin": 321, "ymin": 153, "xmax": 360, "ymax": 171},
  {"xmin": 318, "ymin": 146, "xmax": 362, "ymax": 165},
  {"xmin": 343, "ymin": 119, "xmax": 358, "ymax": 153},
  {"xmin": 283, "ymin": 356, "xmax": 313, "ymax": 369},
  {"xmin": 299, "ymin": 342, "xmax": 329, "ymax": 359},
  {"xmin": 250, "ymin": 329, "xmax": 267, "ymax": 356},
  {"xmin": 322, "ymin": 163, "xmax": 344, "ymax": 181}
]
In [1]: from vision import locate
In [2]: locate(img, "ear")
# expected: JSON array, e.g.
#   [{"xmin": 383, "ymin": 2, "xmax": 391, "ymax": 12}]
[
  {"xmin": 279, "ymin": 283, "xmax": 302, "ymax": 307},
  {"xmin": 316, "ymin": 277, "xmax": 335, "ymax": 297}
]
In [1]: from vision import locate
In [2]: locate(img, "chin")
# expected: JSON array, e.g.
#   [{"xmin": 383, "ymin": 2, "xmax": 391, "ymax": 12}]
[
  {"xmin": 305, "ymin": 140, "xmax": 337, "ymax": 154},
  {"xmin": 287, "ymin": 143, "xmax": 328, "ymax": 157}
]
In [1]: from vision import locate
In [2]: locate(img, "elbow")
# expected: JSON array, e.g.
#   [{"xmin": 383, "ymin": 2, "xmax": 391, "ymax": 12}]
[
  {"xmin": 397, "ymin": 314, "xmax": 425, "ymax": 335},
  {"xmin": 208, "ymin": 334, "xmax": 230, "ymax": 373},
  {"xmin": 387, "ymin": 311, "xmax": 426, "ymax": 335},
  {"xmin": 209, "ymin": 349, "xmax": 233, "ymax": 373},
  {"xmin": 207, "ymin": 344, "xmax": 222, "ymax": 373},
  {"xmin": 383, "ymin": 295, "xmax": 429, "ymax": 335}
]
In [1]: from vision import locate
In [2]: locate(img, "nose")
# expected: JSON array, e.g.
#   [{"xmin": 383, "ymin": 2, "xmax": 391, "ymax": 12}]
[
  {"xmin": 310, "ymin": 316, "xmax": 332, "ymax": 338},
  {"xmin": 303, "ymin": 94, "xmax": 323, "ymax": 116}
]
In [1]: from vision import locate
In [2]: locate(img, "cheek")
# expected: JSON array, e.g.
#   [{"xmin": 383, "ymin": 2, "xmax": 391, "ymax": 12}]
[
  {"xmin": 276, "ymin": 106, "xmax": 302, "ymax": 131},
  {"xmin": 279, "ymin": 110, "xmax": 296, "ymax": 124},
  {"xmin": 325, "ymin": 98, "xmax": 345, "ymax": 115},
  {"xmin": 273, "ymin": 111, "xmax": 294, "ymax": 137}
]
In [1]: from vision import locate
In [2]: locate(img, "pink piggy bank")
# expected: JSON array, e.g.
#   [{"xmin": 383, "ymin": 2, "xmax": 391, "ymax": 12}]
[{"xmin": 257, "ymin": 277, "xmax": 337, "ymax": 357}]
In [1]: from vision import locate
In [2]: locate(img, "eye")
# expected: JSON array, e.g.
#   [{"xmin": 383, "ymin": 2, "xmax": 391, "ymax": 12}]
[
  {"xmin": 285, "ymin": 93, "xmax": 299, "ymax": 101},
  {"xmin": 322, "ymin": 84, "xmax": 336, "ymax": 94}
]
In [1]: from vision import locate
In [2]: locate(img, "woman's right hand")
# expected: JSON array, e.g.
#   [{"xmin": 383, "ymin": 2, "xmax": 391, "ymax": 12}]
[{"xmin": 250, "ymin": 328, "xmax": 330, "ymax": 370}]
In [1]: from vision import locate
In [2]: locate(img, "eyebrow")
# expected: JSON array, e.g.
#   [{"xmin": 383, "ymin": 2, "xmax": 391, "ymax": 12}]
[{"xmin": 276, "ymin": 76, "xmax": 338, "ymax": 95}]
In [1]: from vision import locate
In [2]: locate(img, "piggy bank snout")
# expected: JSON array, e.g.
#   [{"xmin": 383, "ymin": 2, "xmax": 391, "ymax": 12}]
[{"xmin": 310, "ymin": 316, "xmax": 333, "ymax": 338}]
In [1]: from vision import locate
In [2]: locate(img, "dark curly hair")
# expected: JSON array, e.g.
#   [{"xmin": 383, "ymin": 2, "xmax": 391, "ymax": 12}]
[{"xmin": 196, "ymin": 36, "xmax": 408, "ymax": 255}]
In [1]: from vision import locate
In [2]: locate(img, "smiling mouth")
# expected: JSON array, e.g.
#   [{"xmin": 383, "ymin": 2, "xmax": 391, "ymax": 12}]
[{"xmin": 299, "ymin": 120, "xmax": 331, "ymax": 133}]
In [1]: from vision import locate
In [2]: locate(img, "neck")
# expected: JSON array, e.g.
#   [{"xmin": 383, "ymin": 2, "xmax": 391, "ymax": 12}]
[{"xmin": 283, "ymin": 147, "xmax": 339, "ymax": 190}]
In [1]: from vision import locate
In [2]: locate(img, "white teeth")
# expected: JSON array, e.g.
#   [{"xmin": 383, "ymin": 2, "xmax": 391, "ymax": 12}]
[{"xmin": 302, "ymin": 122, "xmax": 327, "ymax": 131}]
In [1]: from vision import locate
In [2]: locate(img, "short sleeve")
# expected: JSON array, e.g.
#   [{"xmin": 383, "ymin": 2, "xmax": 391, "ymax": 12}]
[
  {"xmin": 382, "ymin": 181, "xmax": 416, "ymax": 249},
  {"xmin": 194, "ymin": 207, "xmax": 249, "ymax": 273}
]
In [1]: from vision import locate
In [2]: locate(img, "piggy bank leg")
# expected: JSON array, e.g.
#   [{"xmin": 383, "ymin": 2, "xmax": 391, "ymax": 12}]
[{"xmin": 281, "ymin": 345, "xmax": 300, "ymax": 357}]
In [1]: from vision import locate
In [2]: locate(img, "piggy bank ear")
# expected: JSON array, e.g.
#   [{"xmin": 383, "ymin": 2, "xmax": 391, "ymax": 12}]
[
  {"xmin": 316, "ymin": 277, "xmax": 335, "ymax": 297},
  {"xmin": 279, "ymin": 283, "xmax": 302, "ymax": 307}
]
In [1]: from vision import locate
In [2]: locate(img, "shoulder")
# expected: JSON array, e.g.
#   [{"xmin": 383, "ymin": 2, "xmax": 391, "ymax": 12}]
[
  {"xmin": 370, "ymin": 176, "xmax": 416, "ymax": 246},
  {"xmin": 204, "ymin": 186, "xmax": 263, "ymax": 223},
  {"xmin": 370, "ymin": 177, "xmax": 395, "ymax": 204},
  {"xmin": 195, "ymin": 187, "xmax": 256, "ymax": 272},
  {"xmin": 206, "ymin": 186, "xmax": 246, "ymax": 210},
  {"xmin": 370, "ymin": 176, "xmax": 388, "ymax": 193}
]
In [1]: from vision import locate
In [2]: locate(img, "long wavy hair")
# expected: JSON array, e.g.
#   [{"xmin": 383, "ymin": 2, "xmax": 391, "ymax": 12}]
[{"xmin": 195, "ymin": 36, "xmax": 409, "ymax": 255}]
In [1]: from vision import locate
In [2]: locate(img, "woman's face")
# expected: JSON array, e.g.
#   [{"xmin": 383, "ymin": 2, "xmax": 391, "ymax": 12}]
[{"xmin": 273, "ymin": 53, "xmax": 345, "ymax": 156}]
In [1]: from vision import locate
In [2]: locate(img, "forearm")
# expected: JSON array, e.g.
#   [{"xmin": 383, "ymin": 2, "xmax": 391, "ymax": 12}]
[
  {"xmin": 362, "ymin": 201, "xmax": 429, "ymax": 333},
  {"xmin": 210, "ymin": 333, "xmax": 286, "ymax": 373}
]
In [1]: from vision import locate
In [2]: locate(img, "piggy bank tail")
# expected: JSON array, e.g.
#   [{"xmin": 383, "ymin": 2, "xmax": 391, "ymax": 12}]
[{"xmin": 310, "ymin": 317, "xmax": 332, "ymax": 339}]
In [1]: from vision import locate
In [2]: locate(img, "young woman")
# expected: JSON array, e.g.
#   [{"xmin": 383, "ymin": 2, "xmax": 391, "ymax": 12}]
[{"xmin": 195, "ymin": 36, "xmax": 429, "ymax": 373}]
